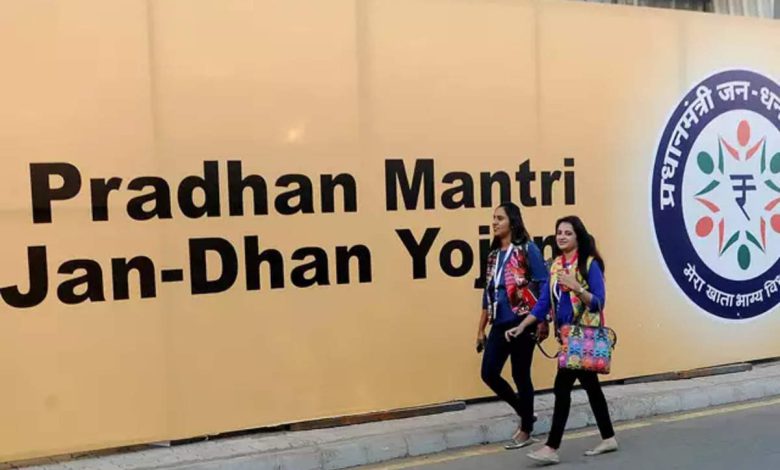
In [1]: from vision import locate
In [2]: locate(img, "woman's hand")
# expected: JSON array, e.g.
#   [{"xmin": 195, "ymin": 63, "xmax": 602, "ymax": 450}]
[
  {"xmin": 557, "ymin": 270, "xmax": 582, "ymax": 293},
  {"xmin": 504, "ymin": 325, "xmax": 524, "ymax": 342},
  {"xmin": 476, "ymin": 331, "xmax": 486, "ymax": 353}
]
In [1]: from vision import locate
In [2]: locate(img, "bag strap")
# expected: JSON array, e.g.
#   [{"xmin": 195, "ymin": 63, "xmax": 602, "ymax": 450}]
[
  {"xmin": 539, "ymin": 272, "xmax": 561, "ymax": 361},
  {"xmin": 535, "ymin": 340, "xmax": 559, "ymax": 359},
  {"xmin": 610, "ymin": 327, "xmax": 618, "ymax": 348}
]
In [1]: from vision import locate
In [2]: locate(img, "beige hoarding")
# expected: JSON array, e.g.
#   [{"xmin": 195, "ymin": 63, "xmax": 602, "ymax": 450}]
[{"xmin": 0, "ymin": 0, "xmax": 777, "ymax": 461}]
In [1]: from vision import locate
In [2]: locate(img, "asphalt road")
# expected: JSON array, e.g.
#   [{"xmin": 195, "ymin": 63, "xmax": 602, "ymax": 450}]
[{"xmin": 362, "ymin": 398, "xmax": 780, "ymax": 470}]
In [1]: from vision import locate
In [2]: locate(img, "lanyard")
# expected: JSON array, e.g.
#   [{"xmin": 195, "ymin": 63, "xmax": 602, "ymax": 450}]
[{"xmin": 491, "ymin": 246, "xmax": 514, "ymax": 312}]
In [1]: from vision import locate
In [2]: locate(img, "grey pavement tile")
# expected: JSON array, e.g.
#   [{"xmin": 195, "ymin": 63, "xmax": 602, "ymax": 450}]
[
  {"xmin": 276, "ymin": 448, "xmax": 321, "ymax": 470},
  {"xmin": 679, "ymin": 388, "xmax": 713, "ymax": 411},
  {"xmin": 320, "ymin": 441, "xmax": 366, "ymax": 470},
  {"xmin": 565, "ymin": 409, "xmax": 590, "ymax": 430},
  {"xmin": 482, "ymin": 417, "xmax": 518, "ymax": 444},
  {"xmin": 707, "ymin": 386, "xmax": 738, "ymax": 406},
  {"xmin": 652, "ymin": 393, "xmax": 683, "ymax": 415},
  {"xmin": 404, "ymin": 430, "xmax": 448, "ymax": 457},
  {"xmin": 443, "ymin": 425, "xmax": 485, "ymax": 450},
  {"xmin": 362, "ymin": 434, "xmax": 408, "ymax": 464}
]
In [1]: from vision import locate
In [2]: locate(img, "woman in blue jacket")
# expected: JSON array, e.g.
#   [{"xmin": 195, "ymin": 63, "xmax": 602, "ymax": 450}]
[
  {"xmin": 477, "ymin": 202, "xmax": 549, "ymax": 449},
  {"xmin": 506, "ymin": 215, "xmax": 617, "ymax": 465}
]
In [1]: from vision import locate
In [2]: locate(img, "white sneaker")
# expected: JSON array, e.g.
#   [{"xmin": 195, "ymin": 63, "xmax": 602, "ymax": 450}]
[
  {"xmin": 527, "ymin": 447, "xmax": 560, "ymax": 465},
  {"xmin": 584, "ymin": 437, "xmax": 618, "ymax": 456},
  {"xmin": 505, "ymin": 436, "xmax": 538, "ymax": 450}
]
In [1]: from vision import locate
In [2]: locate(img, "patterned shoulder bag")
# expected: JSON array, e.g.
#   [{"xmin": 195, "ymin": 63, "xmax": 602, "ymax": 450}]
[{"xmin": 536, "ymin": 262, "xmax": 618, "ymax": 374}]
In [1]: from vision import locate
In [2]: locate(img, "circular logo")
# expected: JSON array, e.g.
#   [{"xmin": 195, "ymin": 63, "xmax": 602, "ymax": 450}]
[{"xmin": 651, "ymin": 70, "xmax": 780, "ymax": 320}]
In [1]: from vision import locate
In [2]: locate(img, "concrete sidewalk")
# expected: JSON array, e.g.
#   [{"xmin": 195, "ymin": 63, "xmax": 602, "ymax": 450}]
[{"xmin": 13, "ymin": 361, "xmax": 780, "ymax": 470}]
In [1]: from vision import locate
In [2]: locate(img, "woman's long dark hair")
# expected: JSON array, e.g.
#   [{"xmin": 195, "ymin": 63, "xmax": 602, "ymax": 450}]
[
  {"xmin": 552, "ymin": 215, "xmax": 605, "ymax": 279},
  {"xmin": 490, "ymin": 202, "xmax": 531, "ymax": 251}
]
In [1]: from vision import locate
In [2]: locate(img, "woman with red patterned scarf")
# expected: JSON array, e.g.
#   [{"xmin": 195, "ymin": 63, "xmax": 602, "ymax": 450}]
[{"xmin": 476, "ymin": 202, "xmax": 549, "ymax": 450}]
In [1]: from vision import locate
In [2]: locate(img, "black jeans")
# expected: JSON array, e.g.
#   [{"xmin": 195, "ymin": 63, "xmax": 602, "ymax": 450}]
[
  {"xmin": 480, "ymin": 319, "xmax": 536, "ymax": 433},
  {"xmin": 546, "ymin": 368, "xmax": 615, "ymax": 449}
]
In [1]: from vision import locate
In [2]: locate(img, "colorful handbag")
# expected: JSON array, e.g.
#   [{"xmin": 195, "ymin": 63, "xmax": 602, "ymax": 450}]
[
  {"xmin": 538, "ymin": 307, "xmax": 618, "ymax": 375},
  {"xmin": 557, "ymin": 316, "xmax": 617, "ymax": 374}
]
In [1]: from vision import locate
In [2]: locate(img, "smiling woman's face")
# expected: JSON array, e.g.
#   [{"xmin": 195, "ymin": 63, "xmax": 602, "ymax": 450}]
[{"xmin": 556, "ymin": 222, "xmax": 577, "ymax": 253}]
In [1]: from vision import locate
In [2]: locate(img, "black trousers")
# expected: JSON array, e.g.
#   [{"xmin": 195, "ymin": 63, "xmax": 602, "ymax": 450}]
[
  {"xmin": 546, "ymin": 368, "xmax": 615, "ymax": 449},
  {"xmin": 480, "ymin": 319, "xmax": 536, "ymax": 433}
]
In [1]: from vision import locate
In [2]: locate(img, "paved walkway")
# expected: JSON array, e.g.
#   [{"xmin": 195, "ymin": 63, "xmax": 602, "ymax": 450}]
[{"xmin": 9, "ymin": 361, "xmax": 780, "ymax": 470}]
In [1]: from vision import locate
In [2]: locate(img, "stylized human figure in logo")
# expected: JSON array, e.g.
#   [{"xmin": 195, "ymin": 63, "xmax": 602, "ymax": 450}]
[
  {"xmin": 722, "ymin": 120, "xmax": 762, "ymax": 220},
  {"xmin": 694, "ymin": 119, "xmax": 779, "ymax": 270}
]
